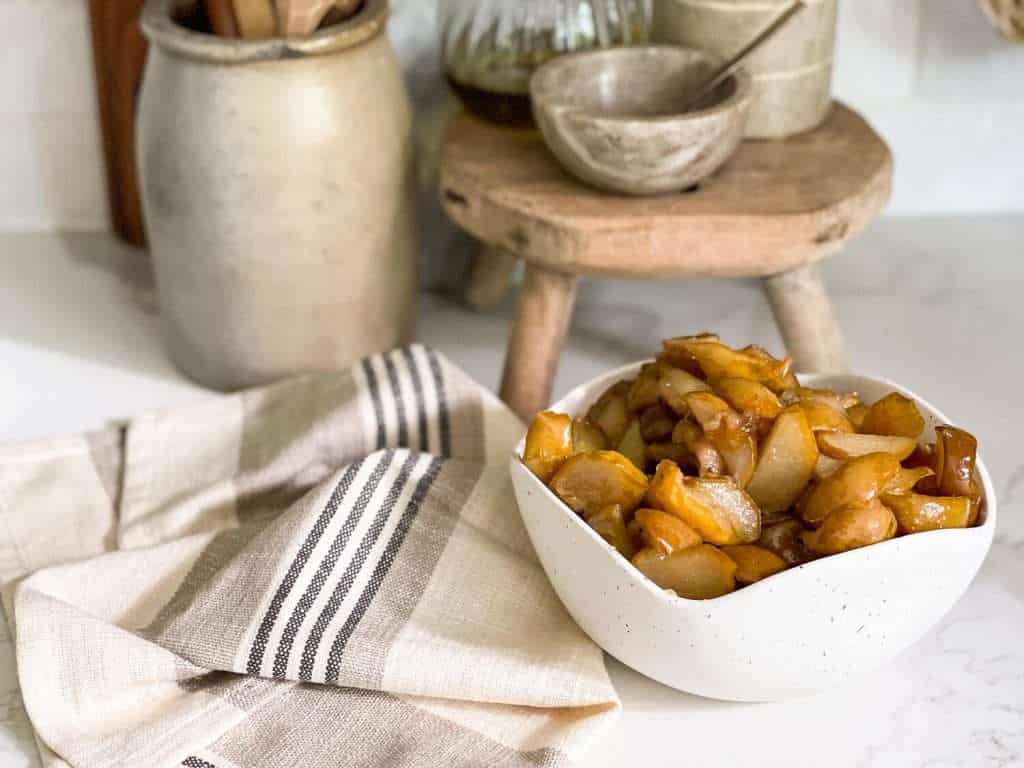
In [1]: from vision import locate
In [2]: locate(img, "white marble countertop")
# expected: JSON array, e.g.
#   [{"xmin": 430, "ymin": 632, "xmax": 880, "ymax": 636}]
[{"xmin": 2, "ymin": 217, "xmax": 1023, "ymax": 767}]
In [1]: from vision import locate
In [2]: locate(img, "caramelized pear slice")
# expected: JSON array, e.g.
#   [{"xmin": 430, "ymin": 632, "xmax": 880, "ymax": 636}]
[
  {"xmin": 813, "ymin": 454, "xmax": 846, "ymax": 481},
  {"xmin": 861, "ymin": 393, "xmax": 925, "ymax": 439},
  {"xmin": 795, "ymin": 399, "xmax": 855, "ymax": 433},
  {"xmin": 933, "ymin": 426, "xmax": 982, "ymax": 507},
  {"xmin": 586, "ymin": 381, "xmax": 632, "ymax": 446},
  {"xmin": 713, "ymin": 377, "xmax": 783, "ymax": 424},
  {"xmin": 628, "ymin": 362, "xmax": 664, "ymax": 413},
  {"xmin": 550, "ymin": 450, "xmax": 648, "ymax": 518},
  {"xmin": 585, "ymin": 504, "xmax": 637, "ymax": 559},
  {"xmin": 632, "ymin": 507, "xmax": 702, "ymax": 555},
  {"xmin": 639, "ymin": 403, "xmax": 677, "ymax": 443},
  {"xmin": 632, "ymin": 545, "xmax": 737, "ymax": 599},
  {"xmin": 646, "ymin": 460, "xmax": 761, "ymax": 545},
  {"xmin": 721, "ymin": 544, "xmax": 788, "ymax": 585},
  {"xmin": 884, "ymin": 492, "xmax": 972, "ymax": 534},
  {"xmin": 616, "ymin": 419, "xmax": 648, "ymax": 472},
  {"xmin": 657, "ymin": 333, "xmax": 720, "ymax": 377},
  {"xmin": 882, "ymin": 466, "xmax": 935, "ymax": 496},
  {"xmin": 572, "ymin": 418, "xmax": 608, "ymax": 453},
  {"xmin": 659, "ymin": 366, "xmax": 709, "ymax": 416},
  {"xmin": 782, "ymin": 386, "xmax": 861, "ymax": 412},
  {"xmin": 801, "ymin": 499, "xmax": 897, "ymax": 555},
  {"xmin": 685, "ymin": 391, "xmax": 758, "ymax": 488},
  {"xmin": 662, "ymin": 338, "xmax": 793, "ymax": 392},
  {"xmin": 746, "ymin": 406, "xmax": 818, "ymax": 515},
  {"xmin": 524, "ymin": 411, "xmax": 573, "ymax": 483},
  {"xmin": 799, "ymin": 452, "xmax": 902, "ymax": 525},
  {"xmin": 758, "ymin": 518, "xmax": 813, "ymax": 566},
  {"xmin": 847, "ymin": 403, "xmax": 869, "ymax": 431},
  {"xmin": 671, "ymin": 420, "xmax": 725, "ymax": 477},
  {"xmin": 816, "ymin": 431, "xmax": 917, "ymax": 461},
  {"xmin": 646, "ymin": 442, "xmax": 693, "ymax": 468}
]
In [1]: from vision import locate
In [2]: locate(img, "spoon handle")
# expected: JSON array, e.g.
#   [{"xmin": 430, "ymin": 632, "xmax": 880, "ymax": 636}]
[{"xmin": 681, "ymin": 0, "xmax": 806, "ymax": 112}]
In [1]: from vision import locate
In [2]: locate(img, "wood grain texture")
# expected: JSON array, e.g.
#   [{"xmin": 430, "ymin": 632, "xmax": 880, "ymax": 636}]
[
  {"xmin": 233, "ymin": 0, "xmax": 278, "ymax": 37},
  {"xmin": 88, "ymin": 0, "xmax": 148, "ymax": 247},
  {"xmin": 465, "ymin": 246, "xmax": 518, "ymax": 310},
  {"xmin": 500, "ymin": 266, "xmax": 578, "ymax": 420},
  {"xmin": 763, "ymin": 263, "xmax": 848, "ymax": 373},
  {"xmin": 440, "ymin": 102, "xmax": 892, "ymax": 280},
  {"xmin": 205, "ymin": 0, "xmax": 240, "ymax": 36}
]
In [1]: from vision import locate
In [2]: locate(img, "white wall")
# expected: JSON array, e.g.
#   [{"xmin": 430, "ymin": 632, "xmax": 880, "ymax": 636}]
[{"xmin": 1, "ymin": 0, "xmax": 1022, "ymax": 233}]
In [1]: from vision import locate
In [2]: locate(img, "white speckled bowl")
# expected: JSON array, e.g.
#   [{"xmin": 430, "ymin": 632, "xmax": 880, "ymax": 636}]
[{"xmin": 509, "ymin": 363, "xmax": 997, "ymax": 702}]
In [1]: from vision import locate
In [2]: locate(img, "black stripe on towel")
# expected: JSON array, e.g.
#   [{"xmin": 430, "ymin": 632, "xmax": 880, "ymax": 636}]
[
  {"xmin": 245, "ymin": 459, "xmax": 364, "ymax": 676},
  {"xmin": 384, "ymin": 353, "xmax": 409, "ymax": 448},
  {"xmin": 426, "ymin": 349, "xmax": 451, "ymax": 457},
  {"xmin": 324, "ymin": 456, "xmax": 444, "ymax": 683},
  {"xmin": 271, "ymin": 451, "xmax": 395, "ymax": 679},
  {"xmin": 297, "ymin": 451, "xmax": 414, "ymax": 681},
  {"xmin": 362, "ymin": 357, "xmax": 387, "ymax": 450},
  {"xmin": 182, "ymin": 758, "xmax": 216, "ymax": 768},
  {"xmin": 402, "ymin": 347, "xmax": 429, "ymax": 453}
]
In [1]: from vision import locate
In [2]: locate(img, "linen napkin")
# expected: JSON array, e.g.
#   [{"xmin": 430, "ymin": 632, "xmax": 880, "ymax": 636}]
[{"xmin": 0, "ymin": 345, "xmax": 619, "ymax": 768}]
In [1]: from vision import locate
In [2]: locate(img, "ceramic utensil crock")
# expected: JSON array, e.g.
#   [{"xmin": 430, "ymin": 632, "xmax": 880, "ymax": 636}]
[{"xmin": 138, "ymin": 0, "xmax": 417, "ymax": 390}]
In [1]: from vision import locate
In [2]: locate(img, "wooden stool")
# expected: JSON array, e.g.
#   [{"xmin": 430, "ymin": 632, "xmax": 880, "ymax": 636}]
[{"xmin": 440, "ymin": 103, "xmax": 892, "ymax": 421}]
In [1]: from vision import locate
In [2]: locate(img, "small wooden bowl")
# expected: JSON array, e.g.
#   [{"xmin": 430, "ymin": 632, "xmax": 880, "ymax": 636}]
[{"xmin": 530, "ymin": 45, "xmax": 752, "ymax": 196}]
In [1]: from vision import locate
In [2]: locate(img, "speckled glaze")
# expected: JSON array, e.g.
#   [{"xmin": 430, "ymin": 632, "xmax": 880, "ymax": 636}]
[
  {"xmin": 510, "ymin": 363, "xmax": 997, "ymax": 702},
  {"xmin": 529, "ymin": 46, "xmax": 752, "ymax": 196}
]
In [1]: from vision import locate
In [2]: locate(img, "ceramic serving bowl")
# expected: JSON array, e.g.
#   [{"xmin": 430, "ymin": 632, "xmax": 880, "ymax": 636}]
[
  {"xmin": 529, "ymin": 45, "xmax": 752, "ymax": 196},
  {"xmin": 509, "ymin": 363, "xmax": 997, "ymax": 702}
]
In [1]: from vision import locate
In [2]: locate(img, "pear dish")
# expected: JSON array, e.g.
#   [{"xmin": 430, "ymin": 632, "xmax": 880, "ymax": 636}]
[{"xmin": 523, "ymin": 334, "xmax": 983, "ymax": 601}]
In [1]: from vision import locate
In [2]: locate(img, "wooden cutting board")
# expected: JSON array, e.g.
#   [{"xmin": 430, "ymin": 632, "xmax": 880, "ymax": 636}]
[{"xmin": 88, "ymin": 0, "xmax": 149, "ymax": 247}]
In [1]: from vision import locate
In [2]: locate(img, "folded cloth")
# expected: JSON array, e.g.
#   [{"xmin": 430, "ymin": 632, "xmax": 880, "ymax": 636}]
[{"xmin": 0, "ymin": 346, "xmax": 619, "ymax": 768}]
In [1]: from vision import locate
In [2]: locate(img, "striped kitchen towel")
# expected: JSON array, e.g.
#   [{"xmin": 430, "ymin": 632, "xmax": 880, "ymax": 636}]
[{"xmin": 0, "ymin": 346, "xmax": 619, "ymax": 768}]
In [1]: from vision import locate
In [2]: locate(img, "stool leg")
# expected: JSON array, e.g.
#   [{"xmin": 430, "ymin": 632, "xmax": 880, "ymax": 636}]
[
  {"xmin": 763, "ymin": 263, "xmax": 848, "ymax": 373},
  {"xmin": 464, "ymin": 245, "xmax": 519, "ymax": 311},
  {"xmin": 500, "ymin": 265, "xmax": 578, "ymax": 421}
]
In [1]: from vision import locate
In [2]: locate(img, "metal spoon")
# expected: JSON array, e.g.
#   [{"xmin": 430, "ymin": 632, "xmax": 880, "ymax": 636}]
[{"xmin": 680, "ymin": 0, "xmax": 806, "ymax": 112}]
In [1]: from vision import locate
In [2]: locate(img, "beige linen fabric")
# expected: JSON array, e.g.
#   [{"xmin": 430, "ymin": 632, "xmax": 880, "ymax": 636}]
[{"xmin": 0, "ymin": 346, "xmax": 619, "ymax": 768}]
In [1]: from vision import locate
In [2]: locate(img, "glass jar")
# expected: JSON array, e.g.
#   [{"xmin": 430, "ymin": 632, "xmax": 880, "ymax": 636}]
[{"xmin": 439, "ymin": 0, "xmax": 650, "ymax": 126}]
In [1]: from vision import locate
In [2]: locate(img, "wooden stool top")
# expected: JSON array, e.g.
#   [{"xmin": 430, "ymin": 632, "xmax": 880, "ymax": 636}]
[{"xmin": 440, "ymin": 102, "xmax": 892, "ymax": 279}]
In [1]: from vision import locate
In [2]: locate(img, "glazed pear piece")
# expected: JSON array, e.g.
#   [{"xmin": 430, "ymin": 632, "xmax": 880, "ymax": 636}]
[
  {"xmin": 628, "ymin": 362, "xmax": 664, "ymax": 412},
  {"xmin": 646, "ymin": 441, "xmax": 693, "ymax": 468},
  {"xmin": 860, "ymin": 392, "xmax": 925, "ymax": 439},
  {"xmin": 782, "ymin": 386, "xmax": 860, "ymax": 412},
  {"xmin": 572, "ymin": 418, "xmax": 609, "ymax": 453},
  {"xmin": 685, "ymin": 391, "xmax": 758, "ymax": 488},
  {"xmin": 586, "ymin": 381, "xmax": 632, "ymax": 445},
  {"xmin": 758, "ymin": 518, "xmax": 812, "ymax": 566},
  {"xmin": 721, "ymin": 544, "xmax": 788, "ymax": 585},
  {"xmin": 639, "ymin": 403, "xmax": 677, "ymax": 442},
  {"xmin": 524, "ymin": 411, "xmax": 573, "ymax": 483},
  {"xmin": 661, "ymin": 337, "xmax": 794, "ymax": 392},
  {"xmin": 659, "ymin": 365, "xmax": 709, "ymax": 416},
  {"xmin": 713, "ymin": 377, "xmax": 782, "ymax": 433},
  {"xmin": 883, "ymin": 492, "xmax": 973, "ymax": 533},
  {"xmin": 746, "ymin": 406, "xmax": 819, "ymax": 515},
  {"xmin": 616, "ymin": 419, "xmax": 648, "ymax": 472},
  {"xmin": 549, "ymin": 450, "xmax": 648, "ymax": 518},
  {"xmin": 794, "ymin": 399, "xmax": 855, "ymax": 433},
  {"xmin": 657, "ymin": 332, "xmax": 721, "ymax": 377},
  {"xmin": 882, "ymin": 466, "xmax": 935, "ymax": 495},
  {"xmin": 816, "ymin": 431, "xmax": 917, "ymax": 461},
  {"xmin": 799, "ymin": 452, "xmax": 902, "ymax": 525},
  {"xmin": 632, "ymin": 544, "xmax": 737, "ymax": 599},
  {"xmin": 813, "ymin": 454, "xmax": 846, "ymax": 481},
  {"xmin": 846, "ymin": 402, "xmax": 869, "ymax": 431},
  {"xmin": 632, "ymin": 507, "xmax": 702, "ymax": 555},
  {"xmin": 585, "ymin": 504, "xmax": 637, "ymax": 559},
  {"xmin": 933, "ymin": 426, "xmax": 982, "ymax": 511},
  {"xmin": 645, "ymin": 460, "xmax": 761, "ymax": 545},
  {"xmin": 801, "ymin": 498, "xmax": 897, "ymax": 555},
  {"xmin": 671, "ymin": 420, "xmax": 726, "ymax": 477}
]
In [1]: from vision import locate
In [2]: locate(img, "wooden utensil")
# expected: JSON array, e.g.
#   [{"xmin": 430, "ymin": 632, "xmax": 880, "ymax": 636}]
[
  {"xmin": 205, "ymin": 0, "xmax": 240, "ymax": 36},
  {"xmin": 88, "ymin": 0, "xmax": 148, "ymax": 247},
  {"xmin": 679, "ymin": 0, "xmax": 805, "ymax": 112},
  {"xmin": 232, "ymin": 0, "xmax": 278, "ymax": 38},
  {"xmin": 276, "ymin": 0, "xmax": 361, "ymax": 36}
]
